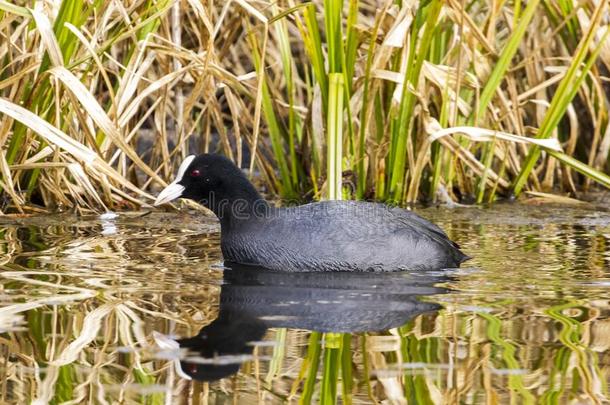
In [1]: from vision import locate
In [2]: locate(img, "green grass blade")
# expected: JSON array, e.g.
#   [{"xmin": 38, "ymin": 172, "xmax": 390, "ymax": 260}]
[
  {"xmin": 248, "ymin": 28, "xmax": 296, "ymax": 198},
  {"xmin": 474, "ymin": 0, "xmax": 540, "ymax": 122},
  {"xmin": 512, "ymin": 23, "xmax": 610, "ymax": 195},
  {"xmin": 302, "ymin": 4, "xmax": 328, "ymax": 107},
  {"xmin": 356, "ymin": 10, "xmax": 384, "ymax": 199}
]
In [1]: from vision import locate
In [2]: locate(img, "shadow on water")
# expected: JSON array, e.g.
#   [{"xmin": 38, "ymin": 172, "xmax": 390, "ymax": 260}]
[{"xmin": 175, "ymin": 265, "xmax": 452, "ymax": 381}]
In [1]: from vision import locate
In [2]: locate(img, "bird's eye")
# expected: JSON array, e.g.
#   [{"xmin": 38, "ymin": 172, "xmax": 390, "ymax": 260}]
[{"xmin": 190, "ymin": 169, "xmax": 201, "ymax": 177}]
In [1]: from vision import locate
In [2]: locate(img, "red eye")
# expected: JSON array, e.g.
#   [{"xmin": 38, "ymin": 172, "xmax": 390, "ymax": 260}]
[{"xmin": 190, "ymin": 169, "xmax": 201, "ymax": 177}]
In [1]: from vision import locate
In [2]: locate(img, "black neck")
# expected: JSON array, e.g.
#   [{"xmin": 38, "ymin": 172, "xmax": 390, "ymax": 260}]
[{"xmin": 204, "ymin": 177, "xmax": 270, "ymax": 227}]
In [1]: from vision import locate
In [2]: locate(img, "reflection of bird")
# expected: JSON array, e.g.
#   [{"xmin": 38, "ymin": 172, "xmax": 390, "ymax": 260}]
[
  {"xmin": 154, "ymin": 154, "xmax": 471, "ymax": 272},
  {"xmin": 177, "ymin": 312, "xmax": 266, "ymax": 381},
  {"xmin": 176, "ymin": 265, "xmax": 451, "ymax": 381}
]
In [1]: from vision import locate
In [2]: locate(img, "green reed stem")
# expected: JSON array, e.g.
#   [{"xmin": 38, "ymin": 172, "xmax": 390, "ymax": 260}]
[
  {"xmin": 320, "ymin": 333, "xmax": 342, "ymax": 405},
  {"xmin": 389, "ymin": 0, "xmax": 442, "ymax": 202},
  {"xmin": 300, "ymin": 332, "xmax": 322, "ymax": 405},
  {"xmin": 327, "ymin": 74, "xmax": 344, "ymax": 201}
]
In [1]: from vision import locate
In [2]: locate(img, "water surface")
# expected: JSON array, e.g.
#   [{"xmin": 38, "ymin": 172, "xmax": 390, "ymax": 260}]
[{"xmin": 0, "ymin": 204, "xmax": 609, "ymax": 404}]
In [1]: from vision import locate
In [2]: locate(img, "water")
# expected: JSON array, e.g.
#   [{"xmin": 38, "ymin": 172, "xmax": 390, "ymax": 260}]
[{"xmin": 0, "ymin": 204, "xmax": 609, "ymax": 404}]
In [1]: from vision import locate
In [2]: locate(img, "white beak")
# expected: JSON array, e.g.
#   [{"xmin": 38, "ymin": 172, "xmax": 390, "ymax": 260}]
[
  {"xmin": 154, "ymin": 182, "xmax": 185, "ymax": 206},
  {"xmin": 154, "ymin": 155, "xmax": 196, "ymax": 206}
]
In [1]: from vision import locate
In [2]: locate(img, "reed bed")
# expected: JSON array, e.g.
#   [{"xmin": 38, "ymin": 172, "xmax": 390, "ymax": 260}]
[{"xmin": 0, "ymin": 0, "xmax": 609, "ymax": 212}]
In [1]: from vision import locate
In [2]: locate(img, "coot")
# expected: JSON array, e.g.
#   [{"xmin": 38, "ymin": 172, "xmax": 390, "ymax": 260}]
[
  {"xmin": 154, "ymin": 154, "xmax": 470, "ymax": 272},
  {"xmin": 173, "ymin": 266, "xmax": 449, "ymax": 381}
]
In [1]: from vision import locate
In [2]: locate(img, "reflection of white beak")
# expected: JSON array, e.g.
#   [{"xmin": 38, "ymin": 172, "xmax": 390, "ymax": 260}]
[
  {"xmin": 154, "ymin": 182, "xmax": 185, "ymax": 206},
  {"xmin": 152, "ymin": 331, "xmax": 192, "ymax": 380},
  {"xmin": 153, "ymin": 155, "xmax": 196, "ymax": 206}
]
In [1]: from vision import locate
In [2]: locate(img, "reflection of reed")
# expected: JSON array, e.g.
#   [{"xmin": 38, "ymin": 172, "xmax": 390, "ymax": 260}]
[
  {"xmin": 245, "ymin": 207, "xmax": 610, "ymax": 404},
  {"xmin": 266, "ymin": 309, "xmax": 609, "ymax": 404},
  {"xmin": 0, "ymin": 218, "xmax": 222, "ymax": 404},
  {"xmin": 0, "ymin": 206, "xmax": 608, "ymax": 404}
]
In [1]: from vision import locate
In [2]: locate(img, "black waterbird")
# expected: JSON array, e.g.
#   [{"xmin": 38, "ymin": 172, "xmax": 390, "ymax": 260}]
[
  {"xmin": 174, "ymin": 265, "xmax": 450, "ymax": 381},
  {"xmin": 154, "ymin": 154, "xmax": 470, "ymax": 272}
]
